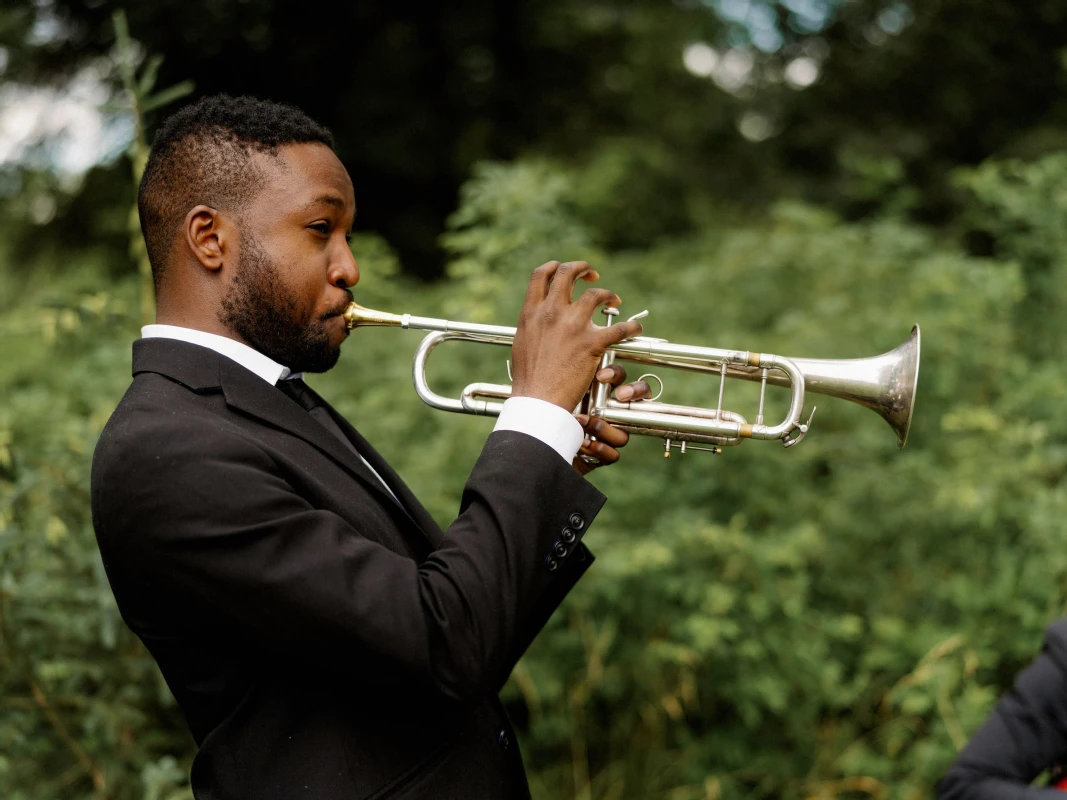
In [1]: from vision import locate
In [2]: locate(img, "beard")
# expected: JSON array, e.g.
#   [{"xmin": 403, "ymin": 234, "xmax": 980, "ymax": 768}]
[{"xmin": 217, "ymin": 233, "xmax": 349, "ymax": 374}]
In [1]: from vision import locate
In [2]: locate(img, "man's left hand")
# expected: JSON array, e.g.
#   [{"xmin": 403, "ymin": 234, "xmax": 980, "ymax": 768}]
[{"xmin": 573, "ymin": 364, "xmax": 652, "ymax": 475}]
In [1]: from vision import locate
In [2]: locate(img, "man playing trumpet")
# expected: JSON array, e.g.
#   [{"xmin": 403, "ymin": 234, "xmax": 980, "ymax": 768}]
[{"xmin": 90, "ymin": 94, "xmax": 650, "ymax": 799}]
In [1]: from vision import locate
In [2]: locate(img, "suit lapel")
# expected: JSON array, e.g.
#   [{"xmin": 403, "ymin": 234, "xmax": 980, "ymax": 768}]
[
  {"xmin": 218, "ymin": 359, "xmax": 411, "ymax": 516},
  {"xmin": 133, "ymin": 338, "xmax": 438, "ymax": 554},
  {"xmin": 320, "ymin": 405, "xmax": 446, "ymax": 547}
]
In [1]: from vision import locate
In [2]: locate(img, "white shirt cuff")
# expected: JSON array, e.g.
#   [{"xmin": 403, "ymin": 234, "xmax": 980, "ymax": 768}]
[{"xmin": 493, "ymin": 396, "xmax": 584, "ymax": 464}]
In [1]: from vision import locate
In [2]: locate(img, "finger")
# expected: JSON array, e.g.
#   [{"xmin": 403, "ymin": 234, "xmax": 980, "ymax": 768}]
[
  {"xmin": 614, "ymin": 379, "xmax": 652, "ymax": 402},
  {"xmin": 525, "ymin": 261, "xmax": 561, "ymax": 303},
  {"xmin": 597, "ymin": 318, "xmax": 643, "ymax": 345},
  {"xmin": 581, "ymin": 416, "xmax": 630, "ymax": 448},
  {"xmin": 595, "ymin": 363, "xmax": 628, "ymax": 387},
  {"xmin": 548, "ymin": 261, "xmax": 599, "ymax": 301},
  {"xmin": 579, "ymin": 438, "xmax": 621, "ymax": 465},
  {"xmin": 575, "ymin": 287, "xmax": 622, "ymax": 315}
]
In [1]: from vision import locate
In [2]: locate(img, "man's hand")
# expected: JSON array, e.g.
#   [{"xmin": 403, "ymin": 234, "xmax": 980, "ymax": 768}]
[
  {"xmin": 510, "ymin": 260, "xmax": 644, "ymax": 412},
  {"xmin": 573, "ymin": 364, "xmax": 652, "ymax": 475}
]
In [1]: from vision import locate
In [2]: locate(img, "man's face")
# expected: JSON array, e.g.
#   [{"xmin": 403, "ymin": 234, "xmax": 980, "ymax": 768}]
[{"xmin": 218, "ymin": 142, "xmax": 359, "ymax": 373}]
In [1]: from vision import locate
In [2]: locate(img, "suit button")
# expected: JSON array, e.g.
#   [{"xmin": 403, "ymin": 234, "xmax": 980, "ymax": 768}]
[
  {"xmin": 553, "ymin": 541, "xmax": 568, "ymax": 558},
  {"xmin": 568, "ymin": 513, "xmax": 585, "ymax": 531},
  {"xmin": 544, "ymin": 555, "xmax": 559, "ymax": 572},
  {"xmin": 498, "ymin": 729, "xmax": 511, "ymax": 751},
  {"xmin": 561, "ymin": 527, "xmax": 576, "ymax": 544}
]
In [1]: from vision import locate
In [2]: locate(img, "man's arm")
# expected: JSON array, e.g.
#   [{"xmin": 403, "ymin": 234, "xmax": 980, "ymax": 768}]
[
  {"xmin": 937, "ymin": 619, "xmax": 1067, "ymax": 799},
  {"xmin": 93, "ymin": 413, "xmax": 602, "ymax": 704}
]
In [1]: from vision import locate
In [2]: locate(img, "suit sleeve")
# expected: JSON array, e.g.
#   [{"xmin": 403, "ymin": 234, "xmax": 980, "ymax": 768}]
[
  {"xmin": 937, "ymin": 620, "xmax": 1067, "ymax": 800},
  {"xmin": 92, "ymin": 412, "xmax": 604, "ymax": 704}
]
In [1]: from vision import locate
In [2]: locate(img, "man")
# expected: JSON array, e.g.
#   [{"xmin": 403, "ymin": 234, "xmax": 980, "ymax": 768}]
[
  {"xmin": 91, "ymin": 94, "xmax": 648, "ymax": 799},
  {"xmin": 937, "ymin": 619, "xmax": 1067, "ymax": 798}
]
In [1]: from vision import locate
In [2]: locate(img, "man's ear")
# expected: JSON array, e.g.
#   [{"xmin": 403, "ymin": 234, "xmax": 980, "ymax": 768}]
[{"xmin": 184, "ymin": 205, "xmax": 227, "ymax": 272}]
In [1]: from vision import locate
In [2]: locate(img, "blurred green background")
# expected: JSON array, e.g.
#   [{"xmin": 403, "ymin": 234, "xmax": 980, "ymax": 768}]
[{"xmin": 4, "ymin": 1, "xmax": 1067, "ymax": 797}]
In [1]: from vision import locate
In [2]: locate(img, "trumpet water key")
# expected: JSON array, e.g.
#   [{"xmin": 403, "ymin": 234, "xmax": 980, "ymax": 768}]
[{"xmin": 343, "ymin": 302, "xmax": 921, "ymax": 456}]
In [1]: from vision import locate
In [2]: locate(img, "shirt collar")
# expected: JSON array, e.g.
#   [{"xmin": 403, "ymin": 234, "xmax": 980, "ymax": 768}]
[{"xmin": 140, "ymin": 324, "xmax": 293, "ymax": 385}]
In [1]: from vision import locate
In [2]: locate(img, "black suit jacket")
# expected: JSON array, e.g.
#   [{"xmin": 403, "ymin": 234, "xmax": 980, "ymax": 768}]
[
  {"xmin": 91, "ymin": 338, "xmax": 604, "ymax": 800},
  {"xmin": 937, "ymin": 619, "xmax": 1067, "ymax": 799}
]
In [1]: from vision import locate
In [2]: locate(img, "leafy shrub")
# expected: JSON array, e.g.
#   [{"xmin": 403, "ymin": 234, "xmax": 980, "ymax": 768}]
[{"xmin": 5, "ymin": 151, "xmax": 1067, "ymax": 799}]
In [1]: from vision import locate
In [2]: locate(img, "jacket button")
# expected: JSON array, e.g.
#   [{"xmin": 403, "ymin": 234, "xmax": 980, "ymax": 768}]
[
  {"xmin": 544, "ymin": 555, "xmax": 559, "ymax": 572},
  {"xmin": 568, "ymin": 513, "xmax": 585, "ymax": 531},
  {"xmin": 553, "ymin": 541, "xmax": 568, "ymax": 558},
  {"xmin": 498, "ymin": 729, "xmax": 511, "ymax": 751},
  {"xmin": 561, "ymin": 527, "xmax": 576, "ymax": 544}
]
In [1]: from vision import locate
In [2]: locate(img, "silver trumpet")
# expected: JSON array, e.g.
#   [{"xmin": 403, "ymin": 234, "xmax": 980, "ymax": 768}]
[{"xmin": 343, "ymin": 302, "xmax": 920, "ymax": 456}]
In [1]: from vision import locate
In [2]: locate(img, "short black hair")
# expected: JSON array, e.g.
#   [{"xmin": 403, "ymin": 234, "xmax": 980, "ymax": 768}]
[{"xmin": 137, "ymin": 94, "xmax": 335, "ymax": 285}]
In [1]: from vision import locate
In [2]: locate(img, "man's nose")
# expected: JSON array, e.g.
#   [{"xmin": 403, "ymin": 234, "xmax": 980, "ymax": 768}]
[{"xmin": 329, "ymin": 246, "xmax": 360, "ymax": 290}]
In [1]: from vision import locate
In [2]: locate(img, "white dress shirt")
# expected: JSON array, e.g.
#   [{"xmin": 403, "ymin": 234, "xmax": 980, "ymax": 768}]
[{"xmin": 140, "ymin": 325, "xmax": 585, "ymax": 465}]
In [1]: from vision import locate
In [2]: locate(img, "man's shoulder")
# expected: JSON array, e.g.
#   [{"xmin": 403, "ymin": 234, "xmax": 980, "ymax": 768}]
[
  {"xmin": 99, "ymin": 371, "xmax": 215, "ymax": 438},
  {"xmin": 93, "ymin": 372, "xmax": 257, "ymax": 474},
  {"xmin": 1044, "ymin": 618, "xmax": 1067, "ymax": 661},
  {"xmin": 90, "ymin": 372, "xmax": 285, "ymax": 537}
]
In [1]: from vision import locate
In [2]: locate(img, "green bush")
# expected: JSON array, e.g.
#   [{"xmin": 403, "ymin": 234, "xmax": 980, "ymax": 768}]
[{"xmin": 5, "ymin": 151, "xmax": 1067, "ymax": 799}]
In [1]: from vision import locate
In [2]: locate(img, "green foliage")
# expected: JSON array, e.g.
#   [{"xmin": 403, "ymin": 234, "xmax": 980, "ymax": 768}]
[
  {"xmin": 7, "ymin": 147, "xmax": 1067, "ymax": 799},
  {"xmin": 0, "ymin": 259, "xmax": 194, "ymax": 799},
  {"xmin": 425, "ymin": 156, "xmax": 1056, "ymax": 799}
]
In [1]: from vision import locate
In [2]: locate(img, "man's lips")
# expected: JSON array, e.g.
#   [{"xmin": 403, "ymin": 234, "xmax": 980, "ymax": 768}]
[
  {"xmin": 322, "ymin": 297, "xmax": 353, "ymax": 322},
  {"xmin": 321, "ymin": 306, "xmax": 350, "ymax": 322},
  {"xmin": 326, "ymin": 313, "xmax": 351, "ymax": 336}
]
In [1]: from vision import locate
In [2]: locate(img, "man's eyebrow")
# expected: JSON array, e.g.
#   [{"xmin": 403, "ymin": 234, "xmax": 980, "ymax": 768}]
[{"xmin": 301, "ymin": 194, "xmax": 347, "ymax": 211}]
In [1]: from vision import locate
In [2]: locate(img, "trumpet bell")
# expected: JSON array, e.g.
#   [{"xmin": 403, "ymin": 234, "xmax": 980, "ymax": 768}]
[{"xmin": 788, "ymin": 325, "xmax": 920, "ymax": 449}]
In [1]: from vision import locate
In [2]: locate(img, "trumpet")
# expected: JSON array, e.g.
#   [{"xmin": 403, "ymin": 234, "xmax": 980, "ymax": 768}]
[{"xmin": 343, "ymin": 302, "xmax": 920, "ymax": 456}]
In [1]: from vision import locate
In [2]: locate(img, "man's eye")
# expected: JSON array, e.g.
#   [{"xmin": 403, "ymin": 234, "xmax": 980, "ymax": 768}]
[
  {"xmin": 309, "ymin": 223, "xmax": 329, "ymax": 234},
  {"xmin": 345, "ymin": 233, "xmax": 352, "ymax": 244}
]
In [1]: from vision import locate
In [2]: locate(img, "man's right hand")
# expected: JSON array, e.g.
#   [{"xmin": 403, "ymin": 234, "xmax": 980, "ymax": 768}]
[{"xmin": 509, "ymin": 261, "xmax": 644, "ymax": 412}]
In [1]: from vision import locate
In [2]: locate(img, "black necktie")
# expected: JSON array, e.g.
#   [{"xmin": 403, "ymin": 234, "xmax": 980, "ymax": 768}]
[
  {"xmin": 277, "ymin": 377, "xmax": 398, "ymax": 500},
  {"xmin": 277, "ymin": 377, "xmax": 357, "ymax": 455}
]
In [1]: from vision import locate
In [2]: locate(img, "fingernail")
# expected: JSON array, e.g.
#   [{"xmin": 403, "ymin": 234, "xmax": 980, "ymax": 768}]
[
  {"xmin": 596, "ymin": 368, "xmax": 613, "ymax": 381},
  {"xmin": 617, "ymin": 386, "xmax": 633, "ymax": 400}
]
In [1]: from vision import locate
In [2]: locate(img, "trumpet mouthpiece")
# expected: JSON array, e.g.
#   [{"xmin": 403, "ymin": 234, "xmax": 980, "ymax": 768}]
[{"xmin": 342, "ymin": 302, "xmax": 406, "ymax": 329}]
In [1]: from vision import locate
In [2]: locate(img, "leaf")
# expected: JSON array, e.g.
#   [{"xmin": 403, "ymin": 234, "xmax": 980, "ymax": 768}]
[
  {"xmin": 138, "ymin": 54, "xmax": 165, "ymax": 97},
  {"xmin": 140, "ymin": 82, "xmax": 196, "ymax": 114},
  {"xmin": 44, "ymin": 516, "xmax": 67, "ymax": 544}
]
